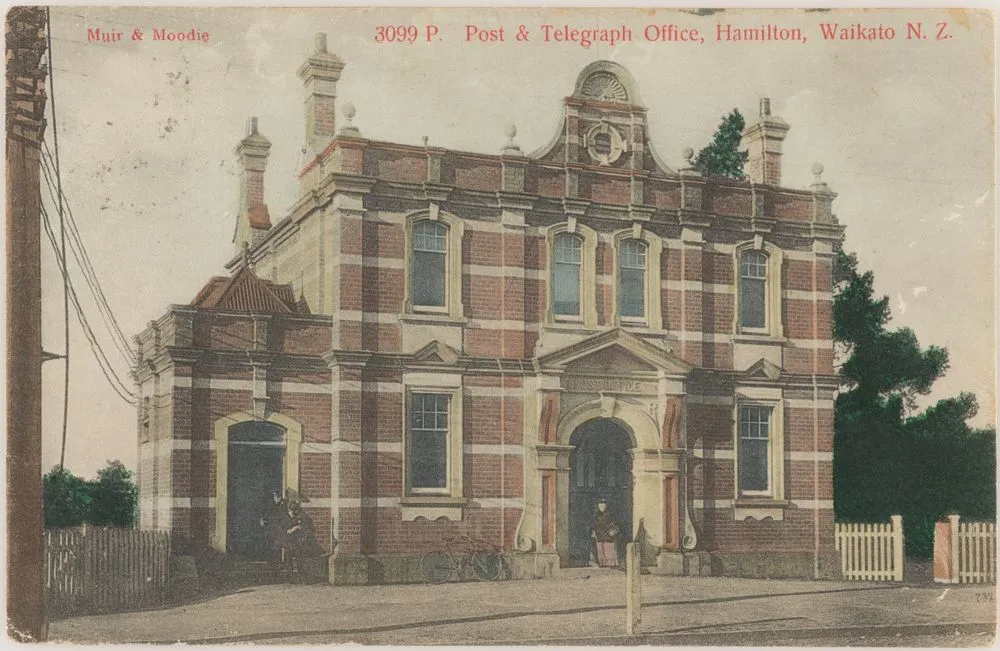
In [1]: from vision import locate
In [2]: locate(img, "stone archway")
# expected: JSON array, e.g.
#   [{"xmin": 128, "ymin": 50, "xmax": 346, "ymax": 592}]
[
  {"xmin": 568, "ymin": 418, "xmax": 633, "ymax": 566},
  {"xmin": 549, "ymin": 397, "xmax": 665, "ymax": 566},
  {"xmin": 213, "ymin": 412, "xmax": 302, "ymax": 553}
]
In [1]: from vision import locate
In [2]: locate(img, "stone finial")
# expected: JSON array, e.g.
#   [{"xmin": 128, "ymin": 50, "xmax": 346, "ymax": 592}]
[
  {"xmin": 338, "ymin": 101, "xmax": 361, "ymax": 137},
  {"xmin": 810, "ymin": 162, "xmax": 830, "ymax": 192},
  {"xmin": 502, "ymin": 123, "xmax": 521, "ymax": 155},
  {"xmin": 680, "ymin": 146, "xmax": 700, "ymax": 176}
]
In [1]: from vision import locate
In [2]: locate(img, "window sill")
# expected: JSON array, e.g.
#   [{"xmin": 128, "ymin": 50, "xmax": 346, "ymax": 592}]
[
  {"xmin": 732, "ymin": 333, "xmax": 787, "ymax": 345},
  {"xmin": 400, "ymin": 313, "xmax": 468, "ymax": 326},
  {"xmin": 542, "ymin": 321, "xmax": 597, "ymax": 334},
  {"xmin": 400, "ymin": 496, "xmax": 467, "ymax": 522},
  {"xmin": 733, "ymin": 498, "xmax": 789, "ymax": 522}
]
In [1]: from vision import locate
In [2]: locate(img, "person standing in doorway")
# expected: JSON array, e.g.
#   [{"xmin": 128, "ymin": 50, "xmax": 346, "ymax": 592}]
[
  {"xmin": 590, "ymin": 499, "xmax": 621, "ymax": 568},
  {"xmin": 260, "ymin": 491, "xmax": 289, "ymax": 565}
]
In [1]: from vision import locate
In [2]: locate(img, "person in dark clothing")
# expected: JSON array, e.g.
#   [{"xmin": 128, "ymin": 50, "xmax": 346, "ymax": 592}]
[
  {"xmin": 260, "ymin": 491, "xmax": 290, "ymax": 564},
  {"xmin": 285, "ymin": 501, "xmax": 322, "ymax": 572},
  {"xmin": 590, "ymin": 499, "xmax": 621, "ymax": 568}
]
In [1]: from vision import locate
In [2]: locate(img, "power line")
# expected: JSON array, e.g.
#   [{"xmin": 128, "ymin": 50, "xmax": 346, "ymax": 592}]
[
  {"xmin": 40, "ymin": 203, "xmax": 135, "ymax": 404},
  {"xmin": 40, "ymin": 203, "xmax": 136, "ymax": 405},
  {"xmin": 38, "ymin": 157, "xmax": 134, "ymax": 370},
  {"xmin": 40, "ymin": 205, "xmax": 135, "ymax": 404},
  {"xmin": 38, "ymin": 147, "xmax": 134, "ymax": 364},
  {"xmin": 47, "ymin": 7, "xmax": 71, "ymax": 472}
]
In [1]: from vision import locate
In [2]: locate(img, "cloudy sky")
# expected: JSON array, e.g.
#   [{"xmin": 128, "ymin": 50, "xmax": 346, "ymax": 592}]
[{"xmin": 36, "ymin": 6, "xmax": 994, "ymax": 477}]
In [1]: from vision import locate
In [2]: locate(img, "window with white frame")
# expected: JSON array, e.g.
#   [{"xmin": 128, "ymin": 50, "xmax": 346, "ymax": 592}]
[
  {"xmin": 733, "ymin": 240, "xmax": 783, "ymax": 338},
  {"xmin": 553, "ymin": 233, "xmax": 583, "ymax": 317},
  {"xmin": 738, "ymin": 405, "xmax": 771, "ymax": 495},
  {"xmin": 411, "ymin": 221, "xmax": 448, "ymax": 309},
  {"xmin": 407, "ymin": 392, "xmax": 450, "ymax": 492},
  {"xmin": 739, "ymin": 250, "xmax": 767, "ymax": 331},
  {"xmin": 618, "ymin": 239, "xmax": 647, "ymax": 319}
]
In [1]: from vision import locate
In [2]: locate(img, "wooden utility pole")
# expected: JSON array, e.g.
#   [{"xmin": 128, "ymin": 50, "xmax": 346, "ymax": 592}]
[
  {"xmin": 6, "ymin": 6, "xmax": 49, "ymax": 641},
  {"xmin": 625, "ymin": 542, "xmax": 641, "ymax": 635}
]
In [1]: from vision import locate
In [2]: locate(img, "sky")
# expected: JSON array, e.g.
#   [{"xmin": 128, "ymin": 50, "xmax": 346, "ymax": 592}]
[{"xmin": 31, "ymin": 6, "xmax": 995, "ymax": 477}]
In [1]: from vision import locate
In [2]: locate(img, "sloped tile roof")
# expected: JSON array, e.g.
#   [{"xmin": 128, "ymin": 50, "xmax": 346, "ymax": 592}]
[{"xmin": 190, "ymin": 264, "xmax": 308, "ymax": 314}]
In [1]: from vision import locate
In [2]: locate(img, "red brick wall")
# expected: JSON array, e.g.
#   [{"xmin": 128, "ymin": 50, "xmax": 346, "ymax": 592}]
[
  {"xmin": 698, "ymin": 508, "xmax": 835, "ymax": 552},
  {"xmin": 340, "ymin": 506, "xmax": 523, "ymax": 555}
]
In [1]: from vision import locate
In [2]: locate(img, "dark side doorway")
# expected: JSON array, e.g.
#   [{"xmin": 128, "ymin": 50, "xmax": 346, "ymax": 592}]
[
  {"xmin": 227, "ymin": 421, "xmax": 285, "ymax": 559},
  {"xmin": 568, "ymin": 418, "xmax": 633, "ymax": 566}
]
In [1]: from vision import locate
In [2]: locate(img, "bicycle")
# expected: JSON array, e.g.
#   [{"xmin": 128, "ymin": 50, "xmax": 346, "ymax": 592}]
[{"xmin": 420, "ymin": 534, "xmax": 505, "ymax": 584}]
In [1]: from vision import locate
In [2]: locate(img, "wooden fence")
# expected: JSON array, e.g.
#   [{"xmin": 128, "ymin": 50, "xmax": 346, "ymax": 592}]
[
  {"xmin": 44, "ymin": 526, "xmax": 171, "ymax": 615},
  {"xmin": 957, "ymin": 520, "xmax": 996, "ymax": 584},
  {"xmin": 834, "ymin": 515, "xmax": 904, "ymax": 581}
]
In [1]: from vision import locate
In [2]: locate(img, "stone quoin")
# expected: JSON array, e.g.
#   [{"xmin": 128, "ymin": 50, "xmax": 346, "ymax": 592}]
[{"xmin": 134, "ymin": 33, "xmax": 845, "ymax": 584}]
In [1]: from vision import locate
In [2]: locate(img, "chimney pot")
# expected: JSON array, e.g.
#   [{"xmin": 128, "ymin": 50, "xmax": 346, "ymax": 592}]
[
  {"xmin": 234, "ymin": 118, "xmax": 272, "ymax": 253},
  {"xmin": 297, "ymin": 33, "xmax": 345, "ymax": 147},
  {"xmin": 741, "ymin": 98, "xmax": 790, "ymax": 186}
]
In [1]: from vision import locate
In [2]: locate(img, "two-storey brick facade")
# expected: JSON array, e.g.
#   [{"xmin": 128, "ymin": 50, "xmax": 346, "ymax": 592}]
[{"xmin": 135, "ymin": 34, "xmax": 845, "ymax": 583}]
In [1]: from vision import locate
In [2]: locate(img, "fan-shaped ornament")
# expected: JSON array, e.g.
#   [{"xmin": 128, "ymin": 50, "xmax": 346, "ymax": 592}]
[{"xmin": 580, "ymin": 72, "xmax": 629, "ymax": 102}]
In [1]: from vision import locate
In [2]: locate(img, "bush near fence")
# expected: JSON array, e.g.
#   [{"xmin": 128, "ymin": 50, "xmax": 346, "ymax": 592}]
[{"xmin": 44, "ymin": 525, "xmax": 170, "ymax": 616}]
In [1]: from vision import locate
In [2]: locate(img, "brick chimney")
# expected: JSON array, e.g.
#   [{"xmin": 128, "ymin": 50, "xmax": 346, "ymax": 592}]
[
  {"xmin": 233, "ymin": 116, "xmax": 272, "ymax": 254},
  {"xmin": 297, "ymin": 33, "xmax": 345, "ymax": 148},
  {"xmin": 741, "ymin": 98, "xmax": 790, "ymax": 186}
]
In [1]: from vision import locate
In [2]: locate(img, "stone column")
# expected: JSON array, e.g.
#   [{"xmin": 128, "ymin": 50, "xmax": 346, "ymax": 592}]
[{"xmin": 536, "ymin": 445, "xmax": 574, "ymax": 559}]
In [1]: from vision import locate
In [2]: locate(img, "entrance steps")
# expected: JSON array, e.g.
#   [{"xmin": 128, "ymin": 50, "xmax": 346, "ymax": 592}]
[{"xmin": 196, "ymin": 554, "xmax": 325, "ymax": 590}]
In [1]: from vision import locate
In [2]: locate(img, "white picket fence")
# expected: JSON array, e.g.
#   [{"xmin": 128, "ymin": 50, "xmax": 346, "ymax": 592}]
[
  {"xmin": 834, "ymin": 515, "xmax": 904, "ymax": 581},
  {"xmin": 957, "ymin": 520, "xmax": 996, "ymax": 584}
]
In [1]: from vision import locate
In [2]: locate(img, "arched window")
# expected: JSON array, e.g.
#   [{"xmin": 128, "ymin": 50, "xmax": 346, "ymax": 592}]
[
  {"xmin": 739, "ymin": 250, "xmax": 768, "ymax": 331},
  {"xmin": 618, "ymin": 239, "xmax": 647, "ymax": 319},
  {"xmin": 411, "ymin": 220, "xmax": 448, "ymax": 308},
  {"xmin": 553, "ymin": 233, "xmax": 583, "ymax": 317}
]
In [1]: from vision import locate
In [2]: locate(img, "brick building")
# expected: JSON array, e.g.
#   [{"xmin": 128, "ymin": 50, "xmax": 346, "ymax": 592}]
[{"xmin": 135, "ymin": 34, "xmax": 845, "ymax": 582}]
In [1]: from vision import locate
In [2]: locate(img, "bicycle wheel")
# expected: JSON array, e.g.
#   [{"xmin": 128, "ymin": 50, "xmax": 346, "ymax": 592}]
[
  {"xmin": 469, "ymin": 550, "xmax": 503, "ymax": 581},
  {"xmin": 420, "ymin": 552, "xmax": 454, "ymax": 584}
]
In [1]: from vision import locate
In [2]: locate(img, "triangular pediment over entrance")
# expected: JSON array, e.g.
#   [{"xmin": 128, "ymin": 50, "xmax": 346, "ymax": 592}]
[{"xmin": 537, "ymin": 328, "xmax": 693, "ymax": 376}]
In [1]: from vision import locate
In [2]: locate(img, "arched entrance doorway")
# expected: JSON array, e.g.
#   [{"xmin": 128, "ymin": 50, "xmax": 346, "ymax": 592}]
[
  {"xmin": 568, "ymin": 418, "xmax": 633, "ymax": 566},
  {"xmin": 226, "ymin": 421, "xmax": 285, "ymax": 559}
]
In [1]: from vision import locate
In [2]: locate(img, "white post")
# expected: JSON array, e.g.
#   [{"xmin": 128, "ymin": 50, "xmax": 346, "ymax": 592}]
[
  {"xmin": 948, "ymin": 514, "xmax": 961, "ymax": 584},
  {"xmin": 625, "ymin": 542, "xmax": 641, "ymax": 635},
  {"xmin": 890, "ymin": 514, "xmax": 904, "ymax": 581}
]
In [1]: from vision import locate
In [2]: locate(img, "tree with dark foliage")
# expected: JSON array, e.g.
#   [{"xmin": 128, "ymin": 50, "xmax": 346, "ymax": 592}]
[
  {"xmin": 694, "ymin": 109, "xmax": 749, "ymax": 179},
  {"xmin": 89, "ymin": 460, "xmax": 139, "ymax": 527},
  {"xmin": 42, "ymin": 467, "xmax": 92, "ymax": 529},
  {"xmin": 833, "ymin": 250, "xmax": 996, "ymax": 557},
  {"xmin": 42, "ymin": 460, "xmax": 138, "ymax": 529}
]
